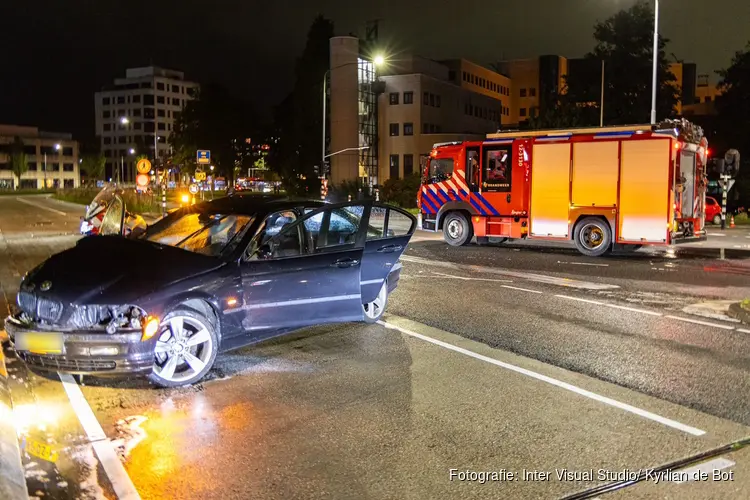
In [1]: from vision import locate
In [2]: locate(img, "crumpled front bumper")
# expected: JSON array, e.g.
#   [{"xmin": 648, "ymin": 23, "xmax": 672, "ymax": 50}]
[{"xmin": 4, "ymin": 316, "xmax": 156, "ymax": 376}]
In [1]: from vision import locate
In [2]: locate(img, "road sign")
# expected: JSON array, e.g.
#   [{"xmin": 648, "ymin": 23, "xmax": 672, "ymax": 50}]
[
  {"xmin": 195, "ymin": 171, "xmax": 207, "ymax": 181},
  {"xmin": 136, "ymin": 174, "xmax": 150, "ymax": 188},
  {"xmin": 136, "ymin": 158, "xmax": 152, "ymax": 175},
  {"xmin": 718, "ymin": 178, "xmax": 736, "ymax": 191},
  {"xmin": 189, "ymin": 184, "xmax": 199, "ymax": 194},
  {"xmin": 197, "ymin": 150, "xmax": 211, "ymax": 165}
]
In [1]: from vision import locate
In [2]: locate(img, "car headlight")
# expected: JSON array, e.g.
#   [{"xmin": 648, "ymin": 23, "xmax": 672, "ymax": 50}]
[{"xmin": 69, "ymin": 305, "xmax": 148, "ymax": 331}]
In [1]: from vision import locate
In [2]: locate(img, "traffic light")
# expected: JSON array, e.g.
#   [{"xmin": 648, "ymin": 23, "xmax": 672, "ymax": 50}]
[{"xmin": 724, "ymin": 149, "xmax": 740, "ymax": 177}]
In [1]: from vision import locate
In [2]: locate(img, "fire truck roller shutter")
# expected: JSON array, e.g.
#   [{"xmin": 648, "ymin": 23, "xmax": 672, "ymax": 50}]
[
  {"xmin": 618, "ymin": 139, "xmax": 671, "ymax": 243},
  {"xmin": 530, "ymin": 143, "xmax": 571, "ymax": 238}
]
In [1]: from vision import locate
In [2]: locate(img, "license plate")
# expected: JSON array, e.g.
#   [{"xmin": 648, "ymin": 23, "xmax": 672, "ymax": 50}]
[
  {"xmin": 23, "ymin": 437, "xmax": 59, "ymax": 463},
  {"xmin": 15, "ymin": 332, "xmax": 64, "ymax": 355}
]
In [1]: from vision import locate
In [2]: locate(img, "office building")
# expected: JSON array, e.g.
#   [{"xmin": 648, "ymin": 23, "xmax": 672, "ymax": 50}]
[
  {"xmin": 94, "ymin": 66, "xmax": 199, "ymax": 182},
  {"xmin": 0, "ymin": 124, "xmax": 79, "ymax": 190},
  {"xmin": 378, "ymin": 56, "xmax": 509, "ymax": 182}
]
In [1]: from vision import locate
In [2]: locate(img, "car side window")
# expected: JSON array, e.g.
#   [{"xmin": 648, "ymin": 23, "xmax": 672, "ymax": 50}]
[
  {"xmin": 301, "ymin": 205, "xmax": 365, "ymax": 252},
  {"xmin": 367, "ymin": 207, "xmax": 387, "ymax": 240},
  {"xmin": 244, "ymin": 210, "xmax": 301, "ymax": 260}
]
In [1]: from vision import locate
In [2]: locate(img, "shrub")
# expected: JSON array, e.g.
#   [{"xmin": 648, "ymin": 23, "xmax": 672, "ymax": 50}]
[
  {"xmin": 380, "ymin": 174, "xmax": 421, "ymax": 208},
  {"xmin": 733, "ymin": 212, "xmax": 749, "ymax": 225}
]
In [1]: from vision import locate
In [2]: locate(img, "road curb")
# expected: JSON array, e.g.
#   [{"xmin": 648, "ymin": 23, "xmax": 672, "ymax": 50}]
[
  {"xmin": 0, "ymin": 340, "xmax": 28, "ymax": 500},
  {"xmin": 727, "ymin": 302, "xmax": 750, "ymax": 325}
]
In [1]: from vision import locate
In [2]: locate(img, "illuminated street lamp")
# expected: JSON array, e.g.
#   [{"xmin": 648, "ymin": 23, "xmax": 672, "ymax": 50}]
[
  {"xmin": 120, "ymin": 116, "xmax": 129, "ymax": 125},
  {"xmin": 120, "ymin": 148, "xmax": 135, "ymax": 184},
  {"xmin": 322, "ymin": 55, "xmax": 385, "ymax": 179}
]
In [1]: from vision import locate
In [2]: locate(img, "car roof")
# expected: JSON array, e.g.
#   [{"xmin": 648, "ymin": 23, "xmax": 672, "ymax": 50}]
[{"xmin": 196, "ymin": 194, "xmax": 327, "ymax": 215}]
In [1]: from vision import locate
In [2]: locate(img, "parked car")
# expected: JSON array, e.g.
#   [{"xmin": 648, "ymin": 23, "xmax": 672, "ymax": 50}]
[
  {"xmin": 705, "ymin": 196, "xmax": 722, "ymax": 225},
  {"xmin": 6, "ymin": 196, "xmax": 415, "ymax": 387}
]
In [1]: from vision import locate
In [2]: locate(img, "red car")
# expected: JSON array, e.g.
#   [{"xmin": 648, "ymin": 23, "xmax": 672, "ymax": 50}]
[{"xmin": 706, "ymin": 196, "xmax": 722, "ymax": 225}]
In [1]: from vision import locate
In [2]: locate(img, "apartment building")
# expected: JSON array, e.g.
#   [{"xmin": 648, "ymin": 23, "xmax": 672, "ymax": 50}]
[
  {"xmin": 0, "ymin": 124, "xmax": 79, "ymax": 190},
  {"xmin": 94, "ymin": 66, "xmax": 198, "ymax": 182}
]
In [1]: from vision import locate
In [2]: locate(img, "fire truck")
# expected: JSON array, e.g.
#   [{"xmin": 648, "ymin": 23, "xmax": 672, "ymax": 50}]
[{"xmin": 417, "ymin": 119, "xmax": 708, "ymax": 256}]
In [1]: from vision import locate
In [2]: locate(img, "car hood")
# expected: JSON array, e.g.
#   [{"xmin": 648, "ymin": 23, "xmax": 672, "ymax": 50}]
[{"xmin": 22, "ymin": 236, "xmax": 225, "ymax": 305}]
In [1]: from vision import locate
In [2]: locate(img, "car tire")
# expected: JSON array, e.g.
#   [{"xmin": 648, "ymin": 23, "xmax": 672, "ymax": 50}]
[
  {"xmin": 573, "ymin": 217, "xmax": 612, "ymax": 257},
  {"xmin": 712, "ymin": 215, "xmax": 721, "ymax": 225},
  {"xmin": 362, "ymin": 281, "xmax": 388, "ymax": 324},
  {"xmin": 443, "ymin": 212, "xmax": 473, "ymax": 246},
  {"xmin": 148, "ymin": 308, "xmax": 219, "ymax": 388}
]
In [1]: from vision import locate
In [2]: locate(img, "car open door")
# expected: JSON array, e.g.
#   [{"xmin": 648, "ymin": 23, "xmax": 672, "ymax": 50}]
[
  {"xmin": 238, "ymin": 202, "xmax": 369, "ymax": 331},
  {"xmin": 98, "ymin": 194, "xmax": 126, "ymax": 236},
  {"xmin": 360, "ymin": 204, "xmax": 416, "ymax": 303}
]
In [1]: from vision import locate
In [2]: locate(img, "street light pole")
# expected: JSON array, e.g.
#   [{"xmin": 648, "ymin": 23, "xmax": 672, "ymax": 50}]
[
  {"xmin": 322, "ymin": 69, "xmax": 328, "ymax": 180},
  {"xmin": 599, "ymin": 59, "xmax": 604, "ymax": 127},
  {"xmin": 43, "ymin": 152, "xmax": 47, "ymax": 189},
  {"xmin": 650, "ymin": 0, "xmax": 659, "ymax": 124}
]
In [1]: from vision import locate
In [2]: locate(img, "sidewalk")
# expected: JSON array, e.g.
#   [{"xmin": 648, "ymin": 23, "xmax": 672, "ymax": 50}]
[{"xmin": 0, "ymin": 343, "xmax": 27, "ymax": 500}]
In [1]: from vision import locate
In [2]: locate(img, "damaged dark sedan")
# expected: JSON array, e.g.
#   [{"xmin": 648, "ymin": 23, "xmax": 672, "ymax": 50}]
[{"xmin": 6, "ymin": 195, "xmax": 415, "ymax": 387}]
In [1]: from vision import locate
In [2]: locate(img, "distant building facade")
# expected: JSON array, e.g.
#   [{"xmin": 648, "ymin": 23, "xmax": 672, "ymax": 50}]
[
  {"xmin": 94, "ymin": 66, "xmax": 199, "ymax": 182},
  {"xmin": 0, "ymin": 124, "xmax": 79, "ymax": 190},
  {"xmin": 377, "ymin": 56, "xmax": 509, "ymax": 182}
]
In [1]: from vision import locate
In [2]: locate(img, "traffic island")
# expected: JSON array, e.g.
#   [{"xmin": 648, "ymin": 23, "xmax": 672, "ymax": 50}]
[
  {"xmin": 727, "ymin": 299, "xmax": 750, "ymax": 325},
  {"xmin": 0, "ymin": 341, "xmax": 28, "ymax": 500}
]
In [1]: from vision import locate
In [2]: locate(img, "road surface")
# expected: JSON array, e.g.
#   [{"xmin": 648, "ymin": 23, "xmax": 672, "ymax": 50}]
[{"xmin": 1, "ymin": 194, "xmax": 749, "ymax": 500}]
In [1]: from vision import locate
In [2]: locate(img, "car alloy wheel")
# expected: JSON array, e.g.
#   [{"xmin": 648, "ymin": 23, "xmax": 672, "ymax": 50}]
[
  {"xmin": 362, "ymin": 282, "xmax": 388, "ymax": 323},
  {"xmin": 149, "ymin": 309, "xmax": 217, "ymax": 387}
]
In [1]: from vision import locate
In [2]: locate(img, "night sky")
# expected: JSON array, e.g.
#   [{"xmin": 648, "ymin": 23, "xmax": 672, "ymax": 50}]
[{"xmin": 2, "ymin": 0, "xmax": 748, "ymax": 141}]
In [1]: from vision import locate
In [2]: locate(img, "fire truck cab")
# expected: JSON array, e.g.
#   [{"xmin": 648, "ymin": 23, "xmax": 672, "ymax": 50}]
[{"xmin": 417, "ymin": 120, "xmax": 708, "ymax": 256}]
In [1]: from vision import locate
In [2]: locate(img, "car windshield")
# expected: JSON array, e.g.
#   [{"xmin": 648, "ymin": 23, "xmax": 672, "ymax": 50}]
[{"xmin": 143, "ymin": 210, "xmax": 254, "ymax": 257}]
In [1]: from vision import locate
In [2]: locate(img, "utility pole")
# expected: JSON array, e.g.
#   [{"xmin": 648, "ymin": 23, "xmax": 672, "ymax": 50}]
[
  {"xmin": 650, "ymin": 0, "xmax": 660, "ymax": 124},
  {"xmin": 599, "ymin": 59, "xmax": 604, "ymax": 127}
]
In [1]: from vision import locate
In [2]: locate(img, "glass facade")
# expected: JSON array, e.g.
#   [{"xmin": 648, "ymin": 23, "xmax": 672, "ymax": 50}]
[{"xmin": 358, "ymin": 58, "xmax": 378, "ymax": 186}]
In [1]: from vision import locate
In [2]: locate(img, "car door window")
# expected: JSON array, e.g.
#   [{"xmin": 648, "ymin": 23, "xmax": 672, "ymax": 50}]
[
  {"xmin": 386, "ymin": 210, "xmax": 413, "ymax": 236},
  {"xmin": 367, "ymin": 207, "xmax": 387, "ymax": 240},
  {"xmin": 302, "ymin": 205, "xmax": 365, "ymax": 251},
  {"xmin": 245, "ymin": 210, "xmax": 301, "ymax": 260},
  {"xmin": 365, "ymin": 206, "xmax": 416, "ymax": 240}
]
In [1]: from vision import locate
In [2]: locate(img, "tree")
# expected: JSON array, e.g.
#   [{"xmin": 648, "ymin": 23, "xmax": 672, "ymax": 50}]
[
  {"xmin": 170, "ymin": 83, "xmax": 258, "ymax": 182},
  {"xmin": 716, "ymin": 43, "xmax": 750, "ymax": 206},
  {"xmin": 9, "ymin": 136, "xmax": 28, "ymax": 189},
  {"xmin": 267, "ymin": 16, "xmax": 334, "ymax": 194},
  {"xmin": 566, "ymin": 1, "xmax": 679, "ymax": 126},
  {"xmin": 527, "ymin": 86, "xmax": 585, "ymax": 129},
  {"xmin": 716, "ymin": 42, "xmax": 750, "ymax": 153},
  {"xmin": 80, "ymin": 154, "xmax": 106, "ymax": 183}
]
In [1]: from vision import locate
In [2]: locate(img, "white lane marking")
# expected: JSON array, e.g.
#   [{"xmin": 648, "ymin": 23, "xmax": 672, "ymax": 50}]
[
  {"xmin": 664, "ymin": 315, "xmax": 736, "ymax": 331},
  {"xmin": 707, "ymin": 233, "xmax": 727, "ymax": 236},
  {"xmin": 16, "ymin": 197, "xmax": 67, "ymax": 216},
  {"xmin": 379, "ymin": 320, "xmax": 706, "ymax": 436},
  {"xmin": 400, "ymin": 255, "xmax": 619, "ymax": 290},
  {"xmin": 672, "ymin": 458, "xmax": 735, "ymax": 483},
  {"xmin": 501, "ymin": 284, "xmax": 543, "ymax": 294},
  {"xmin": 432, "ymin": 271, "xmax": 512, "ymax": 283},
  {"xmin": 557, "ymin": 261, "xmax": 610, "ymax": 267},
  {"xmin": 59, "ymin": 373, "xmax": 141, "ymax": 499},
  {"xmin": 555, "ymin": 294, "xmax": 662, "ymax": 316}
]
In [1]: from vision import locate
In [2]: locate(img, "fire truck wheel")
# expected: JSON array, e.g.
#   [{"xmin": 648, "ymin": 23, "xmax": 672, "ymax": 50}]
[
  {"xmin": 573, "ymin": 217, "xmax": 612, "ymax": 257},
  {"xmin": 443, "ymin": 212, "xmax": 474, "ymax": 246}
]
